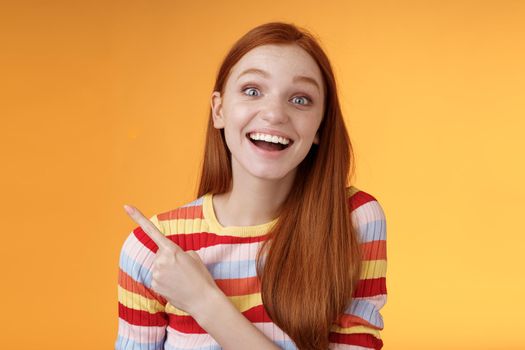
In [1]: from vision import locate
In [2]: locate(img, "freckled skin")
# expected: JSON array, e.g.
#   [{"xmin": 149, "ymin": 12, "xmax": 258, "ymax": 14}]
[{"xmin": 210, "ymin": 44, "xmax": 325, "ymax": 182}]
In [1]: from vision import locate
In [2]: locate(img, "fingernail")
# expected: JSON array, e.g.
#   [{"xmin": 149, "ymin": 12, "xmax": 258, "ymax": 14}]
[{"xmin": 123, "ymin": 204, "xmax": 134, "ymax": 215}]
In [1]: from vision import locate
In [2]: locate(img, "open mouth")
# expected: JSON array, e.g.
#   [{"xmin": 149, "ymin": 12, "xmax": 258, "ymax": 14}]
[{"xmin": 246, "ymin": 133, "xmax": 293, "ymax": 152}]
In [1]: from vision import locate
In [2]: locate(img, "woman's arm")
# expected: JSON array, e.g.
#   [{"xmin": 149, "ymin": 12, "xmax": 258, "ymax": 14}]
[
  {"xmin": 122, "ymin": 205, "xmax": 280, "ymax": 349},
  {"xmin": 193, "ymin": 289, "xmax": 281, "ymax": 350},
  {"xmin": 328, "ymin": 190, "xmax": 387, "ymax": 350}
]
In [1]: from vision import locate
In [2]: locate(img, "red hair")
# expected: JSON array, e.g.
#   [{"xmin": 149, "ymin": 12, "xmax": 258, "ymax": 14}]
[{"xmin": 197, "ymin": 22, "xmax": 361, "ymax": 350}]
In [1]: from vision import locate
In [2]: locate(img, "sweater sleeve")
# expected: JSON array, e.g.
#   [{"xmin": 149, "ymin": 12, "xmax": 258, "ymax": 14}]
[
  {"xmin": 115, "ymin": 214, "xmax": 169, "ymax": 350},
  {"xmin": 329, "ymin": 190, "xmax": 388, "ymax": 350}
]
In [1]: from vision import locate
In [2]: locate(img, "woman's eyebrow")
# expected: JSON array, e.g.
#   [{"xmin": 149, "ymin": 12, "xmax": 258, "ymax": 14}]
[{"xmin": 236, "ymin": 67, "xmax": 320, "ymax": 92}]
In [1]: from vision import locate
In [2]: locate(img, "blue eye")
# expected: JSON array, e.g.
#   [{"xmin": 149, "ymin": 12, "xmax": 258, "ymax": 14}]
[
  {"xmin": 242, "ymin": 87, "xmax": 260, "ymax": 96},
  {"xmin": 241, "ymin": 86, "xmax": 312, "ymax": 106},
  {"xmin": 292, "ymin": 96, "xmax": 311, "ymax": 105}
]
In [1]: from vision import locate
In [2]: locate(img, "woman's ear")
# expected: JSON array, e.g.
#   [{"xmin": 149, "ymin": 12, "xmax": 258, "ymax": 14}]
[{"xmin": 211, "ymin": 91, "xmax": 225, "ymax": 129}]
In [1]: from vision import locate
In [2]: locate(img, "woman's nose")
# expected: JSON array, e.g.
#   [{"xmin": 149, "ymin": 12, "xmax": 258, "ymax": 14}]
[{"xmin": 260, "ymin": 97, "xmax": 289, "ymax": 124}]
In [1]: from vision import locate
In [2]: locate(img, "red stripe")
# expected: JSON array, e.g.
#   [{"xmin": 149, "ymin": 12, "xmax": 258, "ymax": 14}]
[
  {"xmin": 133, "ymin": 228, "xmax": 270, "ymax": 253},
  {"xmin": 157, "ymin": 205, "xmax": 204, "ymax": 221},
  {"xmin": 133, "ymin": 226, "xmax": 160, "ymax": 253},
  {"xmin": 242, "ymin": 304, "xmax": 274, "ymax": 322},
  {"xmin": 170, "ymin": 232, "xmax": 269, "ymax": 250},
  {"xmin": 118, "ymin": 303, "xmax": 169, "ymax": 327},
  {"xmin": 361, "ymin": 240, "xmax": 387, "ymax": 260},
  {"xmin": 118, "ymin": 269, "xmax": 167, "ymax": 305},
  {"xmin": 215, "ymin": 276, "xmax": 261, "ymax": 296},
  {"xmin": 134, "ymin": 227, "xmax": 380, "ymax": 256},
  {"xmin": 347, "ymin": 190, "xmax": 377, "ymax": 211},
  {"xmin": 353, "ymin": 277, "xmax": 387, "ymax": 297},
  {"xmin": 168, "ymin": 304, "xmax": 273, "ymax": 333},
  {"xmin": 335, "ymin": 313, "xmax": 382, "ymax": 330},
  {"xmin": 329, "ymin": 332, "xmax": 383, "ymax": 349},
  {"xmin": 167, "ymin": 314, "xmax": 207, "ymax": 333}
]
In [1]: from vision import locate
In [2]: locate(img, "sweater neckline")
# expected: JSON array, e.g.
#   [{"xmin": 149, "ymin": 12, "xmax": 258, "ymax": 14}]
[{"xmin": 202, "ymin": 192, "xmax": 278, "ymax": 236}]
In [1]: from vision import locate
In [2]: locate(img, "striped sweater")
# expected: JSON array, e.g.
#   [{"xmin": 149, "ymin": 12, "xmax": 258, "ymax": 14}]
[{"xmin": 115, "ymin": 186, "xmax": 387, "ymax": 350}]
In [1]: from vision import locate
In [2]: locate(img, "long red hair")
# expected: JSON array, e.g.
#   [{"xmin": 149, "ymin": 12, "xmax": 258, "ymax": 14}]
[{"xmin": 197, "ymin": 22, "xmax": 361, "ymax": 350}]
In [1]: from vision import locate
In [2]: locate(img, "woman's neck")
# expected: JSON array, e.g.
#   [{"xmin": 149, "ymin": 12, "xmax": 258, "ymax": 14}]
[{"xmin": 212, "ymin": 170, "xmax": 296, "ymax": 228}]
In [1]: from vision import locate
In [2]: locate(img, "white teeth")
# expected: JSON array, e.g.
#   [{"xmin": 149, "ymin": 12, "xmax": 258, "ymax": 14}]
[{"xmin": 249, "ymin": 132, "xmax": 290, "ymax": 145}]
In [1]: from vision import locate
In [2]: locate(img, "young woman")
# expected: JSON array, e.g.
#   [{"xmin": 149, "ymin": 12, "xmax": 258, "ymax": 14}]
[{"xmin": 116, "ymin": 22, "xmax": 387, "ymax": 350}]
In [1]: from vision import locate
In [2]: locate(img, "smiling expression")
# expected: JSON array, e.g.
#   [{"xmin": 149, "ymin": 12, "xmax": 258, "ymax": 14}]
[{"xmin": 210, "ymin": 43, "xmax": 325, "ymax": 182}]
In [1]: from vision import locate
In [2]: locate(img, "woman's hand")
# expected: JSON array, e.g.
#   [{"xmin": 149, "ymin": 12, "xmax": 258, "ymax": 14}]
[{"xmin": 123, "ymin": 204, "xmax": 222, "ymax": 317}]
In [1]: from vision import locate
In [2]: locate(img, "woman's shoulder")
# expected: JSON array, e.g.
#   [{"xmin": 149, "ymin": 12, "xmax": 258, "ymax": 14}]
[
  {"xmin": 346, "ymin": 185, "xmax": 380, "ymax": 205},
  {"xmin": 155, "ymin": 195, "xmax": 206, "ymax": 222},
  {"xmin": 152, "ymin": 194, "xmax": 210, "ymax": 237},
  {"xmin": 345, "ymin": 185, "xmax": 387, "ymax": 242},
  {"xmin": 121, "ymin": 195, "xmax": 207, "ymax": 252},
  {"xmin": 345, "ymin": 185, "xmax": 384, "ymax": 211}
]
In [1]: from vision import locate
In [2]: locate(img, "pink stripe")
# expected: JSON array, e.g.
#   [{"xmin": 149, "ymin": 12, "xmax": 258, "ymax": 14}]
[
  {"xmin": 330, "ymin": 344, "xmax": 375, "ymax": 350},
  {"xmin": 123, "ymin": 233, "xmax": 155, "ymax": 269},
  {"xmin": 118, "ymin": 317, "xmax": 166, "ymax": 343},
  {"xmin": 194, "ymin": 240, "xmax": 263, "ymax": 263},
  {"xmin": 164, "ymin": 322, "xmax": 292, "ymax": 348},
  {"xmin": 164, "ymin": 326, "xmax": 217, "ymax": 348}
]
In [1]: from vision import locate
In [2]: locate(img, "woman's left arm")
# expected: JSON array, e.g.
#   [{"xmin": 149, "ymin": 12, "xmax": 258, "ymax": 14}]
[{"xmin": 328, "ymin": 192, "xmax": 388, "ymax": 350}]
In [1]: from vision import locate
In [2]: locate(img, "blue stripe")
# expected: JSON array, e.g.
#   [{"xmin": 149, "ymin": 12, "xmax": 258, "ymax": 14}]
[
  {"xmin": 356, "ymin": 218, "xmax": 386, "ymax": 243},
  {"xmin": 276, "ymin": 339, "xmax": 299, "ymax": 349},
  {"xmin": 346, "ymin": 297, "xmax": 384, "ymax": 329},
  {"xmin": 115, "ymin": 335, "xmax": 165, "ymax": 350},
  {"xmin": 354, "ymin": 200, "xmax": 387, "ymax": 243},
  {"xmin": 207, "ymin": 259, "xmax": 258, "ymax": 279},
  {"xmin": 181, "ymin": 196, "xmax": 204, "ymax": 208}
]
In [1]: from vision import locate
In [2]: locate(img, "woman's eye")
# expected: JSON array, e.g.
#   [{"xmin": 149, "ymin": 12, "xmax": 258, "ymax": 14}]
[
  {"xmin": 242, "ymin": 87, "xmax": 260, "ymax": 96},
  {"xmin": 291, "ymin": 96, "xmax": 312, "ymax": 105},
  {"xmin": 242, "ymin": 86, "xmax": 312, "ymax": 106}
]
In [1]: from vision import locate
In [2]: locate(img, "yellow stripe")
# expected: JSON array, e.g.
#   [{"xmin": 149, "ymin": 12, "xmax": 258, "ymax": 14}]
[
  {"xmin": 203, "ymin": 193, "xmax": 278, "ymax": 237},
  {"xmin": 165, "ymin": 303, "xmax": 190, "ymax": 316},
  {"xmin": 346, "ymin": 185, "xmax": 360, "ymax": 198},
  {"xmin": 230, "ymin": 292, "xmax": 262, "ymax": 310},
  {"xmin": 361, "ymin": 259, "xmax": 387, "ymax": 279},
  {"xmin": 158, "ymin": 217, "xmax": 206, "ymax": 235},
  {"xmin": 162, "ymin": 215, "xmax": 271, "ymax": 237},
  {"xmin": 330, "ymin": 324, "xmax": 382, "ymax": 339},
  {"xmin": 149, "ymin": 214, "xmax": 162, "ymax": 231},
  {"xmin": 166, "ymin": 292, "xmax": 263, "ymax": 316},
  {"xmin": 118, "ymin": 285, "xmax": 165, "ymax": 313}
]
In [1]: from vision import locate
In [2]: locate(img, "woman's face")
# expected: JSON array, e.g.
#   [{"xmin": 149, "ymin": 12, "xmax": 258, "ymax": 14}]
[{"xmin": 211, "ymin": 43, "xmax": 325, "ymax": 182}]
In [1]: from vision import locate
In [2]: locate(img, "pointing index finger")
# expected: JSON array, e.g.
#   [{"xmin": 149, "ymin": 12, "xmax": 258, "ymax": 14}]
[{"xmin": 123, "ymin": 204, "xmax": 179, "ymax": 252}]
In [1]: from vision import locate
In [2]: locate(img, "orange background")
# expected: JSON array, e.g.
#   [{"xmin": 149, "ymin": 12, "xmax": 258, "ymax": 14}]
[{"xmin": 1, "ymin": 0, "xmax": 524, "ymax": 349}]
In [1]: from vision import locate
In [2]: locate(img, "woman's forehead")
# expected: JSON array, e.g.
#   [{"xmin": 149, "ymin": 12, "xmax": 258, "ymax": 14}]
[{"xmin": 227, "ymin": 44, "xmax": 323, "ymax": 87}]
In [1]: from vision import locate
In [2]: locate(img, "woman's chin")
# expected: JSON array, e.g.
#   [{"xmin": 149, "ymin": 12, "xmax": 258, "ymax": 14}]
[{"xmin": 249, "ymin": 167, "xmax": 296, "ymax": 182}]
